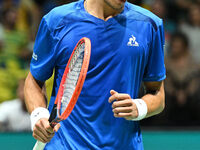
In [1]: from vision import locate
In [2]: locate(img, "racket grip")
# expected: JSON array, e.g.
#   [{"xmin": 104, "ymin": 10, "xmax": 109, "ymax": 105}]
[{"xmin": 33, "ymin": 141, "xmax": 46, "ymax": 150}]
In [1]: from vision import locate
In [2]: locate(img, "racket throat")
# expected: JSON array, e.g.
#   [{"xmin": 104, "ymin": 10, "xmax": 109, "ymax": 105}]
[
  {"xmin": 49, "ymin": 104, "xmax": 63, "ymax": 128},
  {"xmin": 49, "ymin": 104, "xmax": 57, "ymax": 123}
]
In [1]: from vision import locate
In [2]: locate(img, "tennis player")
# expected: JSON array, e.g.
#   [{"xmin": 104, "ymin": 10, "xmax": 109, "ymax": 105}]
[{"xmin": 24, "ymin": 0, "xmax": 166, "ymax": 149}]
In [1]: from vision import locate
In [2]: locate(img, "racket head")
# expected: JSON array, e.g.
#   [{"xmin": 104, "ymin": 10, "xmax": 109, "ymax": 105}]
[{"xmin": 54, "ymin": 37, "xmax": 91, "ymax": 122}]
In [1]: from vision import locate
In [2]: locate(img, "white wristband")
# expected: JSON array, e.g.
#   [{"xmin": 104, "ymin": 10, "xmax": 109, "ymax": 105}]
[
  {"xmin": 131, "ymin": 99, "xmax": 148, "ymax": 121},
  {"xmin": 30, "ymin": 107, "xmax": 50, "ymax": 131}
]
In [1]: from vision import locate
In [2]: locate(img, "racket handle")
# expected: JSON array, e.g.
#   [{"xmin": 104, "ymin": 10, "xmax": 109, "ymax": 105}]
[{"xmin": 33, "ymin": 141, "xmax": 46, "ymax": 150}]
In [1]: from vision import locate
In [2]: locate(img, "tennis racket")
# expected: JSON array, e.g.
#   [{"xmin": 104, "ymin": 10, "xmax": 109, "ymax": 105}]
[{"xmin": 33, "ymin": 37, "xmax": 91, "ymax": 150}]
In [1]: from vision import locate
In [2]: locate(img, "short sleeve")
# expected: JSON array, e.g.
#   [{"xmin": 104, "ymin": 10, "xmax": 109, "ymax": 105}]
[
  {"xmin": 30, "ymin": 18, "xmax": 57, "ymax": 81},
  {"xmin": 143, "ymin": 21, "xmax": 166, "ymax": 82}
]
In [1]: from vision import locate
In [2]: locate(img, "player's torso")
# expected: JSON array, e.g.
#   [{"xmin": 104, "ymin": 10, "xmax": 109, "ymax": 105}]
[
  {"xmin": 46, "ymin": 2, "xmax": 155, "ymax": 149},
  {"xmin": 52, "ymin": 6, "xmax": 152, "ymax": 98}
]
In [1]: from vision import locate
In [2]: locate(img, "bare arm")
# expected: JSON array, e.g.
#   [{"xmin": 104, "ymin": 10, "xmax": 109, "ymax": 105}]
[
  {"xmin": 142, "ymin": 81, "xmax": 165, "ymax": 118},
  {"xmin": 24, "ymin": 72, "xmax": 46, "ymax": 113},
  {"xmin": 24, "ymin": 72, "xmax": 59, "ymax": 143},
  {"xmin": 109, "ymin": 81, "xmax": 165, "ymax": 120}
]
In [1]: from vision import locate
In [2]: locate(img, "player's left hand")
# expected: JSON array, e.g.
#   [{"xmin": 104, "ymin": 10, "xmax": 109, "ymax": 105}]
[{"xmin": 108, "ymin": 90, "xmax": 138, "ymax": 120}]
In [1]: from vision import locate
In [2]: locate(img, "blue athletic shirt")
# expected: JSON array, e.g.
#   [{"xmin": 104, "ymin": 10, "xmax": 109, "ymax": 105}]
[{"xmin": 30, "ymin": 0, "xmax": 166, "ymax": 149}]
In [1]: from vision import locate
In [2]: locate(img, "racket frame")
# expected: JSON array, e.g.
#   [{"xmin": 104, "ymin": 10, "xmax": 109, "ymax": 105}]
[{"xmin": 49, "ymin": 37, "xmax": 91, "ymax": 128}]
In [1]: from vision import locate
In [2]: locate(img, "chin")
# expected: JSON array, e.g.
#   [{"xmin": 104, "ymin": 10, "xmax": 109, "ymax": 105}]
[{"xmin": 105, "ymin": 0, "xmax": 125, "ymax": 11}]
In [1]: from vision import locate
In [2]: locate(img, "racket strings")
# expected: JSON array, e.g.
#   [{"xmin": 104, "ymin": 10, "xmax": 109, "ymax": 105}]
[{"xmin": 61, "ymin": 43, "xmax": 85, "ymax": 114}]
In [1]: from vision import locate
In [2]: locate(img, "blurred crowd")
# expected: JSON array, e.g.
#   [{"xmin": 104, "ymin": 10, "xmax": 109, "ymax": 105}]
[
  {"xmin": 0, "ymin": 0, "xmax": 200, "ymax": 132},
  {"xmin": 136, "ymin": 0, "xmax": 200, "ymax": 127}
]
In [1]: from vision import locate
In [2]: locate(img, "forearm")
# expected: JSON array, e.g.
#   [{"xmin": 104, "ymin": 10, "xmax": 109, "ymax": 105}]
[
  {"xmin": 24, "ymin": 72, "xmax": 47, "ymax": 113},
  {"xmin": 24, "ymin": 72, "xmax": 58, "ymax": 143},
  {"xmin": 142, "ymin": 82, "xmax": 165, "ymax": 118}
]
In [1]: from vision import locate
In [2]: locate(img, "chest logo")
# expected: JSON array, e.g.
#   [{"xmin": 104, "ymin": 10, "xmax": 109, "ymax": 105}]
[{"xmin": 127, "ymin": 35, "xmax": 139, "ymax": 47}]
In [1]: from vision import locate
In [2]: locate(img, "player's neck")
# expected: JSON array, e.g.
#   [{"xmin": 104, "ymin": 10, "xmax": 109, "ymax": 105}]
[{"xmin": 84, "ymin": 0, "xmax": 124, "ymax": 21}]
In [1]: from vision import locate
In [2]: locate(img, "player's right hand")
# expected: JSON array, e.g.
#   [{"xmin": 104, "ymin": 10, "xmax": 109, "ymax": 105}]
[{"xmin": 32, "ymin": 118, "xmax": 60, "ymax": 143}]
